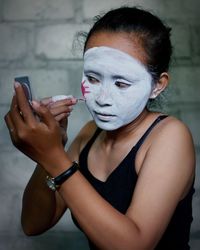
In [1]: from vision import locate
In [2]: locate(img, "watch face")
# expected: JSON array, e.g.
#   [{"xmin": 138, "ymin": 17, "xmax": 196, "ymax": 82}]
[{"xmin": 46, "ymin": 176, "xmax": 56, "ymax": 191}]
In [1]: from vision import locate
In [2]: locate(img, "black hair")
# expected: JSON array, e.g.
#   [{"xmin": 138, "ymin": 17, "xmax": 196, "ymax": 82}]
[{"xmin": 84, "ymin": 6, "xmax": 173, "ymax": 83}]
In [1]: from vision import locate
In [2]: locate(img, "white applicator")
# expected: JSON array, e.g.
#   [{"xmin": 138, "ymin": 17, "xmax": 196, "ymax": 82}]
[{"xmin": 52, "ymin": 95, "xmax": 85, "ymax": 102}]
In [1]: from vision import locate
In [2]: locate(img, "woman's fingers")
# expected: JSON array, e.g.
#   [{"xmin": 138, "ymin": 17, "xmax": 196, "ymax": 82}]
[
  {"xmin": 4, "ymin": 110, "xmax": 17, "ymax": 138},
  {"xmin": 47, "ymin": 98, "xmax": 76, "ymax": 119},
  {"xmin": 9, "ymin": 94, "xmax": 25, "ymax": 130},
  {"xmin": 40, "ymin": 97, "xmax": 53, "ymax": 106},
  {"xmin": 40, "ymin": 97, "xmax": 77, "ymax": 118},
  {"xmin": 14, "ymin": 82, "xmax": 36, "ymax": 125},
  {"xmin": 50, "ymin": 104, "xmax": 73, "ymax": 117},
  {"xmin": 54, "ymin": 112, "xmax": 70, "ymax": 122},
  {"xmin": 41, "ymin": 96, "xmax": 77, "ymax": 107},
  {"xmin": 4, "ymin": 95, "xmax": 26, "ymax": 146},
  {"xmin": 49, "ymin": 97, "xmax": 77, "ymax": 108},
  {"xmin": 31, "ymin": 101, "xmax": 57, "ymax": 129}
]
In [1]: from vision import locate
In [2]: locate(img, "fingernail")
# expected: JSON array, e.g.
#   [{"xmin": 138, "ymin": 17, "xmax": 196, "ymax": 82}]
[
  {"xmin": 14, "ymin": 81, "xmax": 20, "ymax": 88},
  {"xmin": 71, "ymin": 98, "xmax": 77, "ymax": 104}
]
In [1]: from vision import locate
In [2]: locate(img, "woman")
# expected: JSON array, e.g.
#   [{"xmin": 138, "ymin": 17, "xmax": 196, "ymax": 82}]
[{"xmin": 5, "ymin": 6, "xmax": 195, "ymax": 250}]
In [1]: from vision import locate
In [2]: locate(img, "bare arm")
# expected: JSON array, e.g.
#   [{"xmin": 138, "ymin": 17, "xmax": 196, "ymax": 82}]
[
  {"xmin": 21, "ymin": 119, "xmax": 96, "ymax": 235},
  {"xmin": 21, "ymin": 96, "xmax": 78, "ymax": 235},
  {"xmin": 21, "ymin": 164, "xmax": 67, "ymax": 235}
]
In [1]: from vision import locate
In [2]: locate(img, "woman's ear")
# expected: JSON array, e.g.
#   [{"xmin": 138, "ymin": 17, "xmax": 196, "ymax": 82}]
[{"xmin": 150, "ymin": 72, "xmax": 169, "ymax": 99}]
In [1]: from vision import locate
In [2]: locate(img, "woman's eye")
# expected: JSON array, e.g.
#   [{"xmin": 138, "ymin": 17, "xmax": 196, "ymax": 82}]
[
  {"xmin": 86, "ymin": 75, "xmax": 100, "ymax": 84},
  {"xmin": 115, "ymin": 81, "xmax": 131, "ymax": 89}
]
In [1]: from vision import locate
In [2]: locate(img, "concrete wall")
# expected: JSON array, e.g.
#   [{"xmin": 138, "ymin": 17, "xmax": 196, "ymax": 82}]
[{"xmin": 0, "ymin": 0, "xmax": 199, "ymax": 249}]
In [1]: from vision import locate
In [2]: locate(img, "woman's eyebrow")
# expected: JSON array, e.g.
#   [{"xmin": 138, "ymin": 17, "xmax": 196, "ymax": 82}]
[
  {"xmin": 113, "ymin": 74, "xmax": 131, "ymax": 79},
  {"xmin": 84, "ymin": 70, "xmax": 101, "ymax": 77},
  {"xmin": 113, "ymin": 74, "xmax": 140, "ymax": 82},
  {"xmin": 84, "ymin": 70, "xmax": 141, "ymax": 82}
]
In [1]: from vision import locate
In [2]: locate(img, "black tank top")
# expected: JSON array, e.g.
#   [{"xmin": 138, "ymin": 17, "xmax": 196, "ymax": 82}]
[{"xmin": 71, "ymin": 115, "xmax": 195, "ymax": 250}]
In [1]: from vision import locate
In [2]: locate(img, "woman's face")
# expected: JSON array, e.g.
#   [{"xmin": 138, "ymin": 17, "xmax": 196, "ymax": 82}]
[{"xmin": 82, "ymin": 32, "xmax": 153, "ymax": 131}]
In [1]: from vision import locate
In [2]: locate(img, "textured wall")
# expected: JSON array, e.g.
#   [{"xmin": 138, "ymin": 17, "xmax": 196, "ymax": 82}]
[{"xmin": 0, "ymin": 0, "xmax": 199, "ymax": 249}]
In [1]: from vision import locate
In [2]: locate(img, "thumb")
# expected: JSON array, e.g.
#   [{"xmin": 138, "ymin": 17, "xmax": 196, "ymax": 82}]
[{"xmin": 32, "ymin": 100, "xmax": 55, "ymax": 128}]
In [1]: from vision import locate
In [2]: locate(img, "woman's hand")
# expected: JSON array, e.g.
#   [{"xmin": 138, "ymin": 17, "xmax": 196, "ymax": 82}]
[
  {"xmin": 4, "ymin": 82, "xmax": 70, "ymax": 171},
  {"xmin": 40, "ymin": 96, "xmax": 77, "ymax": 146}
]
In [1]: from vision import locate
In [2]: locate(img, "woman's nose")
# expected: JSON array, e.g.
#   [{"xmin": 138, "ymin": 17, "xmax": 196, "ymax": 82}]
[{"xmin": 95, "ymin": 88, "xmax": 113, "ymax": 107}]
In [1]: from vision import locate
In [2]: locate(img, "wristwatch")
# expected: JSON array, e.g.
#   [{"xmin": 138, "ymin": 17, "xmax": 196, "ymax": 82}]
[{"xmin": 46, "ymin": 161, "xmax": 79, "ymax": 191}]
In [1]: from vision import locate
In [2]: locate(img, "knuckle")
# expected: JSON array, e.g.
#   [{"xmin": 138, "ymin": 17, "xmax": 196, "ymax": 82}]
[
  {"xmin": 11, "ymin": 133, "xmax": 23, "ymax": 147},
  {"xmin": 50, "ymin": 109, "xmax": 56, "ymax": 116},
  {"xmin": 14, "ymin": 104, "xmax": 18, "ymax": 110},
  {"xmin": 17, "ymin": 130, "xmax": 26, "ymax": 140},
  {"xmin": 40, "ymin": 106, "xmax": 48, "ymax": 115},
  {"xmin": 31, "ymin": 127, "xmax": 37, "ymax": 133},
  {"xmin": 29, "ymin": 124, "xmax": 37, "ymax": 131},
  {"xmin": 60, "ymin": 113, "xmax": 67, "ymax": 119}
]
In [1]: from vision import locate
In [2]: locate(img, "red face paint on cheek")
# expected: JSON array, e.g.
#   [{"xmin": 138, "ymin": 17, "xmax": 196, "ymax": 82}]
[{"xmin": 81, "ymin": 80, "xmax": 90, "ymax": 97}]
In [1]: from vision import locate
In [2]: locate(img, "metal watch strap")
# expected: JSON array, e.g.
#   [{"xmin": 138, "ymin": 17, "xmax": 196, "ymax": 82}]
[{"xmin": 46, "ymin": 161, "xmax": 79, "ymax": 191}]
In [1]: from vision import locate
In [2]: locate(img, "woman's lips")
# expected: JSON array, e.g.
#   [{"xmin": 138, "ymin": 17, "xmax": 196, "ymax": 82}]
[
  {"xmin": 94, "ymin": 111, "xmax": 115, "ymax": 116},
  {"xmin": 94, "ymin": 111, "xmax": 116, "ymax": 121}
]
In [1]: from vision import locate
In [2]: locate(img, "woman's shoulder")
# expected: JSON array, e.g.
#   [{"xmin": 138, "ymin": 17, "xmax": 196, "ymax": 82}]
[
  {"xmin": 138, "ymin": 113, "xmax": 194, "ymax": 150},
  {"xmin": 154, "ymin": 114, "xmax": 194, "ymax": 143},
  {"xmin": 146, "ymin": 114, "xmax": 195, "ymax": 172},
  {"xmin": 136, "ymin": 113, "xmax": 195, "ymax": 174}
]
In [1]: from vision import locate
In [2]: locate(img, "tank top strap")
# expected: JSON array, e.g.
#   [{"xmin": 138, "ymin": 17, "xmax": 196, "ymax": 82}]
[
  {"xmin": 80, "ymin": 115, "xmax": 168, "ymax": 159},
  {"xmin": 134, "ymin": 115, "xmax": 168, "ymax": 153},
  {"xmin": 82, "ymin": 127, "xmax": 102, "ymax": 153}
]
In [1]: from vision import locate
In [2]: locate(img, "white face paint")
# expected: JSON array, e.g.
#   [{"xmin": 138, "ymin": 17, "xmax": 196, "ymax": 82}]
[{"xmin": 81, "ymin": 46, "xmax": 153, "ymax": 131}]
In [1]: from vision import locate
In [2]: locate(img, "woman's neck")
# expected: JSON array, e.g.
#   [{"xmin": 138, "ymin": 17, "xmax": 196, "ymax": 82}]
[{"xmin": 102, "ymin": 109, "xmax": 150, "ymax": 147}]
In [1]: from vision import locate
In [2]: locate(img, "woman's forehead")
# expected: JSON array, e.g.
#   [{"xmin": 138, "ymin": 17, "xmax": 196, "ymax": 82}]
[
  {"xmin": 84, "ymin": 46, "xmax": 147, "ymax": 73},
  {"xmin": 85, "ymin": 31, "xmax": 147, "ymax": 65},
  {"xmin": 83, "ymin": 47, "xmax": 151, "ymax": 82}
]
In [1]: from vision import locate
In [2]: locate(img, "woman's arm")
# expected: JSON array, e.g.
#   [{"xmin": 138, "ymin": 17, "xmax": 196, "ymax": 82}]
[
  {"xmin": 21, "ymin": 164, "xmax": 67, "ymax": 235},
  {"xmin": 20, "ymin": 122, "xmax": 96, "ymax": 235},
  {"xmin": 20, "ymin": 95, "xmax": 78, "ymax": 235}
]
